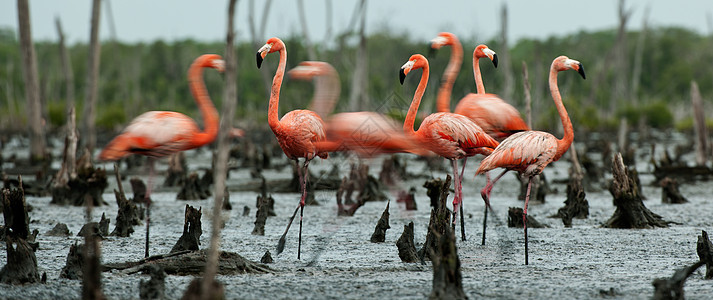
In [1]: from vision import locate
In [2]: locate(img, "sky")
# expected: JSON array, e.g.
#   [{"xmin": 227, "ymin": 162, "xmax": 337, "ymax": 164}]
[{"xmin": 1, "ymin": 0, "xmax": 712, "ymax": 45}]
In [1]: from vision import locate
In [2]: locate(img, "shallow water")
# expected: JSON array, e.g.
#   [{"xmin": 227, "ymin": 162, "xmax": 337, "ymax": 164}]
[{"xmin": 1, "ymin": 136, "xmax": 712, "ymax": 299}]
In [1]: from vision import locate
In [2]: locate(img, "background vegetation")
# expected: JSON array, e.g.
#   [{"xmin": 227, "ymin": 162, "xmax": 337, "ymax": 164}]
[{"xmin": 0, "ymin": 25, "xmax": 711, "ymax": 136}]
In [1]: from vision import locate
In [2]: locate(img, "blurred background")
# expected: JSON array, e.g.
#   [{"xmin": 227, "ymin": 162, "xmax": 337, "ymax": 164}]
[{"xmin": 1, "ymin": 0, "xmax": 712, "ymax": 139}]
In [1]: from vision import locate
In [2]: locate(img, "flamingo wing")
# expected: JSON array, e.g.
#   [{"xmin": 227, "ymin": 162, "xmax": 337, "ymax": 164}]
[
  {"xmin": 98, "ymin": 111, "xmax": 200, "ymax": 160},
  {"xmin": 476, "ymin": 130, "xmax": 558, "ymax": 176},
  {"xmin": 454, "ymin": 93, "xmax": 529, "ymax": 141},
  {"xmin": 419, "ymin": 112, "xmax": 499, "ymax": 159}
]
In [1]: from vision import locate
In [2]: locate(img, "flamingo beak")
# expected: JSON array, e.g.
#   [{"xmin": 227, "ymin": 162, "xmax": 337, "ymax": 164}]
[
  {"xmin": 214, "ymin": 59, "xmax": 225, "ymax": 72},
  {"xmin": 399, "ymin": 68, "xmax": 406, "ymax": 85},
  {"xmin": 491, "ymin": 53, "xmax": 499, "ymax": 68},
  {"xmin": 256, "ymin": 52, "xmax": 263, "ymax": 68},
  {"xmin": 577, "ymin": 63, "xmax": 586, "ymax": 79},
  {"xmin": 256, "ymin": 43, "xmax": 271, "ymax": 69}
]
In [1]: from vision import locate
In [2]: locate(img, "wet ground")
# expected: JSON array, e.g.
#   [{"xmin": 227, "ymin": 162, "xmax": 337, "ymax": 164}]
[{"xmin": 1, "ymin": 133, "xmax": 712, "ymax": 299}]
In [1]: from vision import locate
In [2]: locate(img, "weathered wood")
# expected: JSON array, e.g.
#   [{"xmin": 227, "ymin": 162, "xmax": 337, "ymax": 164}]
[
  {"xmin": 78, "ymin": 212, "xmax": 109, "ymax": 238},
  {"xmin": 139, "ymin": 264, "xmax": 166, "ymax": 300},
  {"xmin": 660, "ymin": 177, "xmax": 688, "ymax": 204},
  {"xmin": 605, "ymin": 153, "xmax": 669, "ymax": 228},
  {"xmin": 59, "ymin": 242, "xmax": 83, "ymax": 280},
  {"xmin": 55, "ymin": 17, "xmax": 75, "ymax": 116},
  {"xmin": 163, "ymin": 152, "xmax": 187, "ymax": 187},
  {"xmin": 370, "ymin": 202, "xmax": 390, "ymax": 243},
  {"xmin": 81, "ymin": 0, "xmax": 102, "ymax": 152},
  {"xmin": 395, "ymin": 222, "xmax": 419, "ymax": 263},
  {"xmin": 0, "ymin": 183, "xmax": 40, "ymax": 284},
  {"xmin": 176, "ymin": 172, "xmax": 210, "ymax": 201},
  {"xmin": 111, "ymin": 188, "xmax": 141, "ymax": 237},
  {"xmin": 691, "ymin": 81, "xmax": 709, "ymax": 166},
  {"xmin": 260, "ymin": 251, "xmax": 273, "ymax": 264},
  {"xmin": 252, "ymin": 192, "xmax": 269, "ymax": 236},
  {"xmin": 171, "ymin": 205, "xmax": 202, "ymax": 253},
  {"xmin": 46, "ymin": 223, "xmax": 71, "ymax": 236},
  {"xmin": 103, "ymin": 249, "xmax": 272, "ymax": 276},
  {"xmin": 129, "ymin": 177, "xmax": 150, "ymax": 204},
  {"xmin": 652, "ymin": 260, "xmax": 704, "ymax": 300},
  {"xmin": 555, "ymin": 166, "xmax": 589, "ymax": 227},
  {"xmin": 182, "ymin": 276, "xmax": 224, "ymax": 300},
  {"xmin": 418, "ymin": 176, "xmax": 451, "ymax": 262},
  {"xmin": 508, "ymin": 207, "xmax": 548, "ymax": 228},
  {"xmin": 429, "ymin": 224, "xmax": 465, "ymax": 300},
  {"xmin": 697, "ymin": 230, "xmax": 713, "ymax": 279},
  {"xmin": 396, "ymin": 187, "xmax": 417, "ymax": 211},
  {"xmin": 51, "ymin": 150, "xmax": 109, "ymax": 207}
]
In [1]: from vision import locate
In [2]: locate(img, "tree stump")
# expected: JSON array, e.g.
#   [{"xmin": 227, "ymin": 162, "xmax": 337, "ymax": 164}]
[
  {"xmin": 252, "ymin": 193, "xmax": 269, "ymax": 236},
  {"xmin": 418, "ymin": 176, "xmax": 452, "ymax": 262},
  {"xmin": 46, "ymin": 223, "xmax": 71, "ymax": 236},
  {"xmin": 508, "ymin": 207, "xmax": 548, "ymax": 228},
  {"xmin": 555, "ymin": 171, "xmax": 589, "ymax": 227},
  {"xmin": 181, "ymin": 276, "xmax": 224, "ymax": 300},
  {"xmin": 423, "ymin": 177, "xmax": 447, "ymax": 208},
  {"xmin": 379, "ymin": 154, "xmax": 407, "ymax": 185},
  {"xmin": 102, "ymin": 249, "xmax": 272, "ymax": 275},
  {"xmin": 697, "ymin": 230, "xmax": 713, "ymax": 279},
  {"xmin": 171, "ymin": 205, "xmax": 202, "ymax": 253},
  {"xmin": 396, "ymin": 222, "xmax": 419, "ymax": 263},
  {"xmin": 429, "ymin": 225, "xmax": 465, "ymax": 300},
  {"xmin": 51, "ymin": 150, "xmax": 108, "ymax": 207},
  {"xmin": 370, "ymin": 202, "xmax": 390, "ymax": 243},
  {"xmin": 261, "ymin": 251, "xmax": 273, "ymax": 264},
  {"xmin": 59, "ymin": 242, "xmax": 84, "ymax": 280},
  {"xmin": 78, "ymin": 213, "xmax": 110, "ymax": 238},
  {"xmin": 517, "ymin": 173, "xmax": 548, "ymax": 203},
  {"xmin": 605, "ymin": 153, "xmax": 669, "ymax": 228},
  {"xmin": 660, "ymin": 177, "xmax": 688, "ymax": 204},
  {"xmin": 222, "ymin": 187, "xmax": 232, "ymax": 210},
  {"xmin": 177, "ymin": 172, "xmax": 210, "ymax": 200},
  {"xmin": 111, "ymin": 188, "xmax": 141, "ymax": 237},
  {"xmin": 652, "ymin": 261, "xmax": 704, "ymax": 300},
  {"xmin": 129, "ymin": 177, "xmax": 150, "ymax": 204},
  {"xmin": 396, "ymin": 187, "xmax": 417, "ymax": 211},
  {"xmin": 139, "ymin": 264, "xmax": 166, "ymax": 300},
  {"xmin": 163, "ymin": 152, "xmax": 187, "ymax": 187},
  {"xmin": 255, "ymin": 177, "xmax": 275, "ymax": 216},
  {"xmin": 0, "ymin": 184, "xmax": 41, "ymax": 284}
]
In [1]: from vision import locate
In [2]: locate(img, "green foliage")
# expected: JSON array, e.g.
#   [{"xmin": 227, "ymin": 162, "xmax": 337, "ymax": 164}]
[
  {"xmin": 47, "ymin": 101, "xmax": 66, "ymax": 127},
  {"xmin": 96, "ymin": 102, "xmax": 126, "ymax": 130}
]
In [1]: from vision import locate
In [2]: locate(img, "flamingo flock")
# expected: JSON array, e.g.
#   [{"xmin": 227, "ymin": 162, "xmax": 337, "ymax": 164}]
[{"xmin": 99, "ymin": 33, "xmax": 585, "ymax": 265}]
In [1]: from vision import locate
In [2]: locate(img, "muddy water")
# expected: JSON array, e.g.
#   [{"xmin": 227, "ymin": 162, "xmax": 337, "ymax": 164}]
[{"xmin": 1, "ymin": 136, "xmax": 712, "ymax": 299}]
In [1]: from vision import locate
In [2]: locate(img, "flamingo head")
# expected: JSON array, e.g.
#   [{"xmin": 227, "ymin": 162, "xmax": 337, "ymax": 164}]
[
  {"xmin": 474, "ymin": 44, "xmax": 498, "ymax": 68},
  {"xmin": 193, "ymin": 54, "xmax": 225, "ymax": 72},
  {"xmin": 430, "ymin": 32, "xmax": 456, "ymax": 50},
  {"xmin": 400, "ymin": 54, "xmax": 428, "ymax": 84},
  {"xmin": 553, "ymin": 56, "xmax": 586, "ymax": 79},
  {"xmin": 288, "ymin": 61, "xmax": 328, "ymax": 81},
  {"xmin": 256, "ymin": 37, "xmax": 284, "ymax": 68}
]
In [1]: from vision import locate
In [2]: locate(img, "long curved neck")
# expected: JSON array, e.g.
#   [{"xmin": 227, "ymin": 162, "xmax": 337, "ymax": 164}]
[
  {"xmin": 188, "ymin": 59, "xmax": 219, "ymax": 146},
  {"xmin": 436, "ymin": 41, "xmax": 462, "ymax": 113},
  {"xmin": 473, "ymin": 54, "xmax": 485, "ymax": 94},
  {"xmin": 550, "ymin": 67, "xmax": 573, "ymax": 159},
  {"xmin": 404, "ymin": 65, "xmax": 429, "ymax": 136},
  {"xmin": 309, "ymin": 67, "xmax": 340, "ymax": 118},
  {"xmin": 268, "ymin": 46, "xmax": 287, "ymax": 130}
]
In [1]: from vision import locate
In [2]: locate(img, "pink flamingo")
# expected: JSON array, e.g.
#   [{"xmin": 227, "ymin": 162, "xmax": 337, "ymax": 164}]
[
  {"xmin": 400, "ymin": 54, "xmax": 498, "ymax": 230},
  {"xmin": 256, "ymin": 37, "xmax": 328, "ymax": 259},
  {"xmin": 98, "ymin": 54, "xmax": 224, "ymax": 257},
  {"xmin": 476, "ymin": 55, "xmax": 585, "ymax": 265},
  {"xmin": 288, "ymin": 61, "xmax": 423, "ymax": 156}
]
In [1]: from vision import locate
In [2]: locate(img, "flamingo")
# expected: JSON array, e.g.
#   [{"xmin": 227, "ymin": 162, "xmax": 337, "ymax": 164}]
[
  {"xmin": 476, "ymin": 55, "xmax": 585, "ymax": 265},
  {"xmin": 288, "ymin": 61, "xmax": 423, "ymax": 156},
  {"xmin": 256, "ymin": 37, "xmax": 328, "ymax": 260},
  {"xmin": 399, "ymin": 54, "xmax": 498, "ymax": 230},
  {"xmin": 98, "ymin": 54, "xmax": 224, "ymax": 258}
]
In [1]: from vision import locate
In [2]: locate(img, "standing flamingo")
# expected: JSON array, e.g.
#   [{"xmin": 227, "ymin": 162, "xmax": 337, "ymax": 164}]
[
  {"xmin": 476, "ymin": 55, "xmax": 585, "ymax": 265},
  {"xmin": 400, "ymin": 54, "xmax": 498, "ymax": 230},
  {"xmin": 256, "ymin": 37, "xmax": 328, "ymax": 259},
  {"xmin": 98, "ymin": 54, "xmax": 224, "ymax": 257},
  {"xmin": 430, "ymin": 32, "xmax": 463, "ymax": 113},
  {"xmin": 288, "ymin": 61, "xmax": 423, "ymax": 156}
]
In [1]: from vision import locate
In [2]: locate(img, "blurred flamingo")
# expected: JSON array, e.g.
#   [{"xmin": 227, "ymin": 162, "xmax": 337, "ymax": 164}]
[
  {"xmin": 288, "ymin": 61, "xmax": 423, "ymax": 156},
  {"xmin": 476, "ymin": 55, "xmax": 585, "ymax": 265},
  {"xmin": 257, "ymin": 37, "xmax": 328, "ymax": 260},
  {"xmin": 400, "ymin": 54, "xmax": 498, "ymax": 231},
  {"xmin": 98, "ymin": 54, "xmax": 225, "ymax": 257}
]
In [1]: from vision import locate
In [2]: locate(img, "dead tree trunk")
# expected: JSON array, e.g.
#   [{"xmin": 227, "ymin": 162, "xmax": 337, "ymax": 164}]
[
  {"xmin": 163, "ymin": 152, "xmax": 187, "ymax": 187},
  {"xmin": 171, "ymin": 205, "xmax": 202, "ymax": 253},
  {"xmin": 691, "ymin": 81, "xmax": 709, "ymax": 166},
  {"xmin": 347, "ymin": 0, "xmax": 368, "ymax": 111},
  {"xmin": 429, "ymin": 223, "xmax": 465, "ymax": 300},
  {"xmin": 556, "ymin": 147, "xmax": 589, "ymax": 227},
  {"xmin": 55, "ymin": 17, "xmax": 75, "ymax": 119},
  {"xmin": 499, "ymin": 3, "xmax": 513, "ymax": 101},
  {"xmin": 418, "ymin": 176, "xmax": 451, "ymax": 261},
  {"xmin": 81, "ymin": 0, "xmax": 102, "ymax": 152},
  {"xmin": 252, "ymin": 192, "xmax": 269, "ymax": 235},
  {"xmin": 59, "ymin": 242, "xmax": 84, "ymax": 280},
  {"xmin": 369, "ymin": 201, "xmax": 390, "ymax": 243},
  {"xmin": 395, "ymin": 221, "xmax": 418, "ymax": 263},
  {"xmin": 660, "ymin": 177, "xmax": 688, "ymax": 204},
  {"xmin": 652, "ymin": 261, "xmax": 705, "ymax": 300},
  {"xmin": 697, "ymin": 230, "xmax": 713, "ymax": 279},
  {"xmin": 0, "ymin": 182, "xmax": 41, "ymax": 284},
  {"xmin": 522, "ymin": 61, "xmax": 532, "ymax": 129},
  {"xmin": 297, "ymin": 0, "xmax": 317, "ymax": 60},
  {"xmin": 17, "ymin": 0, "xmax": 47, "ymax": 165},
  {"xmin": 139, "ymin": 265, "xmax": 166, "ymax": 300},
  {"xmin": 51, "ymin": 106, "xmax": 78, "ymax": 202},
  {"xmin": 111, "ymin": 165, "xmax": 142, "ymax": 237},
  {"xmin": 51, "ymin": 150, "xmax": 109, "ymax": 207},
  {"xmin": 605, "ymin": 153, "xmax": 669, "ymax": 228}
]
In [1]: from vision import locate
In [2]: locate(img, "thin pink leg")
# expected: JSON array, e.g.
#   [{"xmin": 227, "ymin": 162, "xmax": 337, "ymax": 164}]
[
  {"xmin": 450, "ymin": 159, "xmax": 460, "ymax": 230},
  {"xmin": 144, "ymin": 157, "xmax": 154, "ymax": 258},
  {"xmin": 459, "ymin": 158, "xmax": 468, "ymax": 241},
  {"xmin": 480, "ymin": 169, "xmax": 508, "ymax": 246},
  {"xmin": 298, "ymin": 159, "xmax": 311, "ymax": 260},
  {"xmin": 524, "ymin": 176, "xmax": 533, "ymax": 265}
]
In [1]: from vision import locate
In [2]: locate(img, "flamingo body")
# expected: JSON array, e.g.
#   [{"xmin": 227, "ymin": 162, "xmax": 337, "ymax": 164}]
[
  {"xmin": 454, "ymin": 93, "xmax": 530, "ymax": 141},
  {"xmin": 272, "ymin": 109, "xmax": 328, "ymax": 160},
  {"xmin": 414, "ymin": 112, "xmax": 497, "ymax": 159},
  {"xmin": 476, "ymin": 130, "xmax": 558, "ymax": 177}
]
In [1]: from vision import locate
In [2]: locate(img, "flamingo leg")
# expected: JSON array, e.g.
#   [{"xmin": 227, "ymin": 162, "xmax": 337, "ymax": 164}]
[
  {"xmin": 450, "ymin": 159, "xmax": 461, "ymax": 231},
  {"xmin": 459, "ymin": 157, "xmax": 468, "ymax": 241},
  {"xmin": 298, "ymin": 159, "xmax": 311, "ymax": 260},
  {"xmin": 524, "ymin": 175, "xmax": 533, "ymax": 265},
  {"xmin": 144, "ymin": 157, "xmax": 154, "ymax": 258},
  {"xmin": 276, "ymin": 159, "xmax": 304, "ymax": 256},
  {"xmin": 480, "ymin": 168, "xmax": 508, "ymax": 246}
]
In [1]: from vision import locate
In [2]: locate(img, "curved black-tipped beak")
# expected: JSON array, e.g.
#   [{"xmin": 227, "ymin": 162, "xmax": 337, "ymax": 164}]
[
  {"xmin": 492, "ymin": 53, "xmax": 499, "ymax": 68},
  {"xmin": 577, "ymin": 63, "xmax": 586, "ymax": 79},
  {"xmin": 256, "ymin": 52, "xmax": 263, "ymax": 69},
  {"xmin": 399, "ymin": 69, "xmax": 406, "ymax": 85}
]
